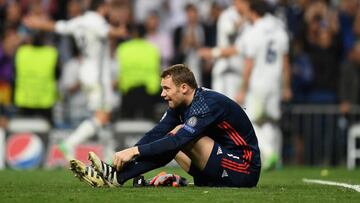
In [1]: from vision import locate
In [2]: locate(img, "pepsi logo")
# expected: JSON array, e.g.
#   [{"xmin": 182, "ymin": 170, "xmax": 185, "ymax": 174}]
[{"xmin": 6, "ymin": 133, "xmax": 44, "ymax": 169}]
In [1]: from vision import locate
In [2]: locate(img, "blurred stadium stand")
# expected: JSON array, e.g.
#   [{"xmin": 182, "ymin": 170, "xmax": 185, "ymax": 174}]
[{"xmin": 282, "ymin": 105, "xmax": 360, "ymax": 167}]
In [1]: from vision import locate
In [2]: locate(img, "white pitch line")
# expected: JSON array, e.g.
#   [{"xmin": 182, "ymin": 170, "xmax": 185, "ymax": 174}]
[{"xmin": 303, "ymin": 178, "xmax": 360, "ymax": 193}]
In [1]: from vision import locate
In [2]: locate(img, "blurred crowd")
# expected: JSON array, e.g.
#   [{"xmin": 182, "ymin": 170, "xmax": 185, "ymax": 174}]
[{"xmin": 1, "ymin": 0, "xmax": 360, "ymax": 129}]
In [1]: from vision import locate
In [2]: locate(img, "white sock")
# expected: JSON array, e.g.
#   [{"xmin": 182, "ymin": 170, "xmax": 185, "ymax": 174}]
[
  {"xmin": 98, "ymin": 127, "xmax": 115, "ymax": 162},
  {"xmin": 262, "ymin": 122, "xmax": 282, "ymax": 163},
  {"xmin": 257, "ymin": 124, "xmax": 272, "ymax": 164},
  {"xmin": 64, "ymin": 118, "xmax": 101, "ymax": 148},
  {"xmin": 272, "ymin": 124, "xmax": 282, "ymax": 163}
]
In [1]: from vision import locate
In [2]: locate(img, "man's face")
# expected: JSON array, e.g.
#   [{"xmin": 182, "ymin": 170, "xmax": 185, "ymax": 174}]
[
  {"xmin": 186, "ymin": 7, "xmax": 198, "ymax": 25},
  {"xmin": 146, "ymin": 14, "xmax": 159, "ymax": 31},
  {"xmin": 234, "ymin": 0, "xmax": 249, "ymax": 15},
  {"xmin": 161, "ymin": 76, "xmax": 185, "ymax": 109}
]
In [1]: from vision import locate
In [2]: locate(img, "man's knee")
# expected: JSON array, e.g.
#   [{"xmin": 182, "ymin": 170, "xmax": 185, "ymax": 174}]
[
  {"xmin": 168, "ymin": 127, "xmax": 216, "ymax": 171},
  {"xmin": 181, "ymin": 136, "xmax": 215, "ymax": 171},
  {"xmin": 183, "ymin": 136, "xmax": 214, "ymax": 154}
]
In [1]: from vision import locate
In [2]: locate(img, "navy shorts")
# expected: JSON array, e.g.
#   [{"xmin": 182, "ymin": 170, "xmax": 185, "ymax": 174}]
[{"xmin": 188, "ymin": 142, "xmax": 260, "ymax": 187}]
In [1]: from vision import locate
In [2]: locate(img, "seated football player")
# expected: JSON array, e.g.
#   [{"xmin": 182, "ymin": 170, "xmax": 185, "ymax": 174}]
[{"xmin": 70, "ymin": 64, "xmax": 261, "ymax": 188}]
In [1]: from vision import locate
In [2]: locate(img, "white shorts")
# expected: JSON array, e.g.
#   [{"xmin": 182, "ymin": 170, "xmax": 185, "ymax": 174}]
[
  {"xmin": 79, "ymin": 60, "xmax": 114, "ymax": 112},
  {"xmin": 212, "ymin": 58, "xmax": 242, "ymax": 101},
  {"xmin": 244, "ymin": 87, "xmax": 281, "ymax": 122}
]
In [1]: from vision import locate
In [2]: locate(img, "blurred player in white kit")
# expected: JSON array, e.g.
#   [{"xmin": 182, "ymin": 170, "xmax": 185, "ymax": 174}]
[
  {"xmin": 198, "ymin": 0, "xmax": 250, "ymax": 101},
  {"xmin": 212, "ymin": 0, "xmax": 248, "ymax": 100},
  {"xmin": 236, "ymin": 0, "xmax": 292, "ymax": 170},
  {"xmin": 24, "ymin": 0, "xmax": 127, "ymax": 160}
]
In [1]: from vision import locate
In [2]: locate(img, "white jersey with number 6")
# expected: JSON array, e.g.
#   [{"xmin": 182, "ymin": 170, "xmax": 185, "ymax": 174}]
[{"xmin": 239, "ymin": 14, "xmax": 289, "ymax": 121}]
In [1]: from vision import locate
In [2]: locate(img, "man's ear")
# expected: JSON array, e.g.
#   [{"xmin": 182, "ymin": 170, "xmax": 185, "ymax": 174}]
[{"xmin": 180, "ymin": 83, "xmax": 188, "ymax": 94}]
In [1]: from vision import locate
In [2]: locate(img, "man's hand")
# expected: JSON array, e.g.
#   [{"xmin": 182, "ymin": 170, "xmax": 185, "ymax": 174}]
[
  {"xmin": 197, "ymin": 47, "xmax": 214, "ymax": 60},
  {"xmin": 112, "ymin": 147, "xmax": 139, "ymax": 171},
  {"xmin": 109, "ymin": 24, "xmax": 128, "ymax": 38},
  {"xmin": 235, "ymin": 89, "xmax": 246, "ymax": 105},
  {"xmin": 23, "ymin": 16, "xmax": 45, "ymax": 29},
  {"xmin": 169, "ymin": 125, "xmax": 183, "ymax": 135}
]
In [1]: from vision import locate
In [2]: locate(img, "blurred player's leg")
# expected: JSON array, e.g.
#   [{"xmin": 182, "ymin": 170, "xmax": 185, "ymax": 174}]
[
  {"xmin": 212, "ymin": 59, "xmax": 242, "ymax": 101},
  {"xmin": 97, "ymin": 123, "xmax": 115, "ymax": 162},
  {"xmin": 263, "ymin": 91, "xmax": 282, "ymax": 170},
  {"xmin": 59, "ymin": 92, "xmax": 113, "ymax": 160},
  {"xmin": 61, "ymin": 60, "xmax": 115, "ymax": 160},
  {"xmin": 273, "ymin": 124, "xmax": 282, "ymax": 166},
  {"xmin": 256, "ymin": 124, "xmax": 268, "ymax": 169},
  {"xmin": 244, "ymin": 92, "xmax": 265, "ymax": 123},
  {"xmin": 260, "ymin": 122, "xmax": 281, "ymax": 171},
  {"xmin": 59, "ymin": 117, "xmax": 101, "ymax": 160},
  {"xmin": 269, "ymin": 122, "xmax": 282, "ymax": 168},
  {"xmin": 223, "ymin": 72, "xmax": 242, "ymax": 101},
  {"xmin": 212, "ymin": 59, "xmax": 228, "ymax": 96}
]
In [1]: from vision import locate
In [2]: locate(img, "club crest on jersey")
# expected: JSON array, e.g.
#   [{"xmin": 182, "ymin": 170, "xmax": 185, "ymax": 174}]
[{"xmin": 187, "ymin": 117, "xmax": 197, "ymax": 127}]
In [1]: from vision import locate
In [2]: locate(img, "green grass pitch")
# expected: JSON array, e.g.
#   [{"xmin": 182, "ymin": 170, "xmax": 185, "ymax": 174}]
[{"xmin": 0, "ymin": 167, "xmax": 359, "ymax": 203}]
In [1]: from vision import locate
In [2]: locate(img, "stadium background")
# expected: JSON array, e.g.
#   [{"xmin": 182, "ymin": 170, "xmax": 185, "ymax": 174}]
[{"xmin": 1, "ymin": 0, "xmax": 360, "ymax": 171}]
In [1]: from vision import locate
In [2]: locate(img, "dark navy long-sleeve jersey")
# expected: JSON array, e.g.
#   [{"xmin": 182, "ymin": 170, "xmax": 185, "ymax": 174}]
[{"xmin": 137, "ymin": 87, "xmax": 261, "ymax": 168}]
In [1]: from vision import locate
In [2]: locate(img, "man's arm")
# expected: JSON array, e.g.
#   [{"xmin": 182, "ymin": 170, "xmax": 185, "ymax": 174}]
[
  {"xmin": 197, "ymin": 46, "xmax": 238, "ymax": 60},
  {"xmin": 23, "ymin": 16, "xmax": 56, "ymax": 32},
  {"xmin": 135, "ymin": 109, "xmax": 181, "ymax": 146},
  {"xmin": 236, "ymin": 57, "xmax": 254, "ymax": 104},
  {"xmin": 108, "ymin": 25, "xmax": 129, "ymax": 39},
  {"xmin": 282, "ymin": 54, "xmax": 292, "ymax": 102},
  {"xmin": 112, "ymin": 109, "xmax": 181, "ymax": 170},
  {"xmin": 112, "ymin": 125, "xmax": 183, "ymax": 171},
  {"xmin": 136, "ymin": 119, "xmax": 207, "ymax": 157},
  {"xmin": 23, "ymin": 15, "xmax": 80, "ymax": 35},
  {"xmin": 137, "ymin": 105, "xmax": 222, "ymax": 158}
]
